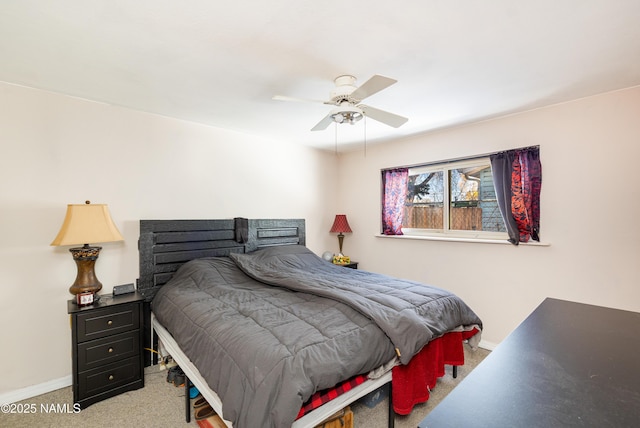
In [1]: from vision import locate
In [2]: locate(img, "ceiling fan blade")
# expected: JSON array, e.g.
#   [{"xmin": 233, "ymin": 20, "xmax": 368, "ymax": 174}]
[
  {"xmin": 350, "ymin": 75, "xmax": 397, "ymax": 101},
  {"xmin": 311, "ymin": 113, "xmax": 335, "ymax": 131},
  {"xmin": 272, "ymin": 95, "xmax": 328, "ymax": 104},
  {"xmin": 359, "ymin": 104, "xmax": 408, "ymax": 128}
]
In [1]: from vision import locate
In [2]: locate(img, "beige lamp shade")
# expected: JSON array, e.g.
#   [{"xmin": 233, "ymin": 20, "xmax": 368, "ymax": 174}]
[
  {"xmin": 51, "ymin": 202, "xmax": 124, "ymax": 297},
  {"xmin": 51, "ymin": 203, "xmax": 124, "ymax": 246}
]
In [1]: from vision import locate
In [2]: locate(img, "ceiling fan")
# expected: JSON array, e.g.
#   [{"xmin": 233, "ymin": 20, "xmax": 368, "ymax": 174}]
[{"xmin": 273, "ymin": 74, "xmax": 408, "ymax": 131}]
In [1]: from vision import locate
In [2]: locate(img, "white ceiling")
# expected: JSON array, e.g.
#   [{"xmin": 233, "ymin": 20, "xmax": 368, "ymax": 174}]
[{"xmin": 2, "ymin": 1, "xmax": 640, "ymax": 150}]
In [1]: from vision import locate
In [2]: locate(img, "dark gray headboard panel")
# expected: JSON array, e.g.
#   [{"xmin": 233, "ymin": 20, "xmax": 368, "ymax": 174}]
[{"xmin": 137, "ymin": 218, "xmax": 305, "ymax": 300}]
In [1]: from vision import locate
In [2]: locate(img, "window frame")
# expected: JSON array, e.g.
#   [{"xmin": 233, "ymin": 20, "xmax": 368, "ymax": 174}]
[{"xmin": 392, "ymin": 156, "xmax": 509, "ymax": 240}]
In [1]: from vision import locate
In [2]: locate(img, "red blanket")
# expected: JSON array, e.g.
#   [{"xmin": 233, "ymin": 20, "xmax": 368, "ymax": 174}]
[
  {"xmin": 296, "ymin": 327, "xmax": 479, "ymax": 418},
  {"xmin": 392, "ymin": 328, "xmax": 480, "ymax": 414}
]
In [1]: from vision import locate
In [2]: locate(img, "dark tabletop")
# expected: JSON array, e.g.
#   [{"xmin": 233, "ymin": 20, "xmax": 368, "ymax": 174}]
[{"xmin": 418, "ymin": 298, "xmax": 640, "ymax": 428}]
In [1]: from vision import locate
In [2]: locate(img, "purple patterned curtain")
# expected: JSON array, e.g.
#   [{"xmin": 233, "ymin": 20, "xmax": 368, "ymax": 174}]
[
  {"xmin": 381, "ymin": 168, "xmax": 409, "ymax": 235},
  {"xmin": 490, "ymin": 147, "xmax": 542, "ymax": 245}
]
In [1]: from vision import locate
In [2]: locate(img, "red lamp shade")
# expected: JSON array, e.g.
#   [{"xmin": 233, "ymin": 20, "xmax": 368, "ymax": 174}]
[
  {"xmin": 329, "ymin": 215, "xmax": 352, "ymax": 234},
  {"xmin": 330, "ymin": 215, "xmax": 352, "ymax": 254}
]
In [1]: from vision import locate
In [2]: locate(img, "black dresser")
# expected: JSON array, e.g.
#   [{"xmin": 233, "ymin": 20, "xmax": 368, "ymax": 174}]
[
  {"xmin": 418, "ymin": 298, "xmax": 640, "ymax": 427},
  {"xmin": 68, "ymin": 292, "xmax": 145, "ymax": 408}
]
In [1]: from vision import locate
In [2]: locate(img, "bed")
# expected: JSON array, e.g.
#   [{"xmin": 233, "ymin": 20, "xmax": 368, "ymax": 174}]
[{"xmin": 137, "ymin": 218, "xmax": 482, "ymax": 428}]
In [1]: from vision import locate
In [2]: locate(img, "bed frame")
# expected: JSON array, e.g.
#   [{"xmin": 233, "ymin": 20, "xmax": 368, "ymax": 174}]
[
  {"xmin": 137, "ymin": 218, "xmax": 307, "ymax": 300},
  {"xmin": 137, "ymin": 218, "xmax": 395, "ymax": 428}
]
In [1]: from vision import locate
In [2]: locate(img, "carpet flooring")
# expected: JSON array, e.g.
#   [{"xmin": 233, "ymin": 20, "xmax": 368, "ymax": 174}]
[{"xmin": 1, "ymin": 345, "xmax": 489, "ymax": 428}]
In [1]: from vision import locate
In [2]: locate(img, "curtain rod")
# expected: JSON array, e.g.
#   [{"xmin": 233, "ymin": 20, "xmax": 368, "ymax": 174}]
[{"xmin": 381, "ymin": 145, "xmax": 540, "ymax": 171}]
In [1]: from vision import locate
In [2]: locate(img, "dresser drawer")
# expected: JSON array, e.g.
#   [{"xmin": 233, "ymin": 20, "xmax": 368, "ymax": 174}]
[
  {"xmin": 76, "ymin": 304, "xmax": 140, "ymax": 342},
  {"xmin": 77, "ymin": 330, "xmax": 140, "ymax": 372},
  {"xmin": 78, "ymin": 356, "xmax": 142, "ymax": 400}
]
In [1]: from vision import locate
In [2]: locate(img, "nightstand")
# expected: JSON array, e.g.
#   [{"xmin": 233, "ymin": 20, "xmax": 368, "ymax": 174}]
[
  {"xmin": 334, "ymin": 262, "xmax": 358, "ymax": 269},
  {"xmin": 68, "ymin": 292, "xmax": 145, "ymax": 408}
]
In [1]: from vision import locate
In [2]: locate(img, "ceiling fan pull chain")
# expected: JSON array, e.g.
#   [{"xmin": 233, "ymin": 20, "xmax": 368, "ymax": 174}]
[
  {"xmin": 364, "ymin": 115, "xmax": 367, "ymax": 158},
  {"xmin": 335, "ymin": 121, "xmax": 338, "ymax": 155}
]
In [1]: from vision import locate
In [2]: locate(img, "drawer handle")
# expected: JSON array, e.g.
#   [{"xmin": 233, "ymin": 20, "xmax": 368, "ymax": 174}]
[
  {"xmin": 108, "ymin": 375, "xmax": 114, "ymax": 381},
  {"xmin": 108, "ymin": 347, "xmax": 114, "ymax": 353},
  {"xmin": 107, "ymin": 320, "xmax": 113, "ymax": 326}
]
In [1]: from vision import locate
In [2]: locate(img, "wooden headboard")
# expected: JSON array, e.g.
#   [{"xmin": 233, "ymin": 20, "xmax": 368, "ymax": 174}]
[{"xmin": 137, "ymin": 218, "xmax": 305, "ymax": 300}]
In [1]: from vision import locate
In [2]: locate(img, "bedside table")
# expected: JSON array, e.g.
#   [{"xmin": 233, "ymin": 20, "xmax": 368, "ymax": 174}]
[
  {"xmin": 68, "ymin": 292, "xmax": 145, "ymax": 408},
  {"xmin": 334, "ymin": 261, "xmax": 358, "ymax": 269}
]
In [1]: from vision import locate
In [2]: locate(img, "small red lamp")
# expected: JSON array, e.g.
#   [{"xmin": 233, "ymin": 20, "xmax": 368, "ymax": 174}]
[{"xmin": 329, "ymin": 214, "xmax": 352, "ymax": 255}]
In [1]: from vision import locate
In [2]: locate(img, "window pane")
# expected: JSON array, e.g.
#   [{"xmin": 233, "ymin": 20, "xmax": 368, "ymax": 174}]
[
  {"xmin": 403, "ymin": 171, "xmax": 443, "ymax": 229},
  {"xmin": 384, "ymin": 156, "xmax": 510, "ymax": 238},
  {"xmin": 450, "ymin": 165, "xmax": 505, "ymax": 232},
  {"xmin": 450, "ymin": 167, "xmax": 480, "ymax": 231}
]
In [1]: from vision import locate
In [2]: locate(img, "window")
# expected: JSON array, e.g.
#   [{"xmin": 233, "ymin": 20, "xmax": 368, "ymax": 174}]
[{"xmin": 384, "ymin": 157, "xmax": 508, "ymax": 239}]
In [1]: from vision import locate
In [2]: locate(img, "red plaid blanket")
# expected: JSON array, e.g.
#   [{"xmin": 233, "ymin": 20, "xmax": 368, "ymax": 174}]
[{"xmin": 296, "ymin": 373, "xmax": 368, "ymax": 419}]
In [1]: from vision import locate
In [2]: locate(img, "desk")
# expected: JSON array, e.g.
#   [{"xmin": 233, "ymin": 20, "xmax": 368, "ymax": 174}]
[{"xmin": 418, "ymin": 298, "xmax": 640, "ymax": 427}]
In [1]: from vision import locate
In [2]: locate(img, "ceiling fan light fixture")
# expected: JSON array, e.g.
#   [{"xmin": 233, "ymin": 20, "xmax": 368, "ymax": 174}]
[{"xmin": 330, "ymin": 104, "xmax": 363, "ymax": 125}]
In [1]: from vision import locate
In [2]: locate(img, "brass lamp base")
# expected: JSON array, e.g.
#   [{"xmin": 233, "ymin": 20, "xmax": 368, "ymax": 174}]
[
  {"xmin": 337, "ymin": 233, "xmax": 345, "ymax": 255},
  {"xmin": 69, "ymin": 245, "xmax": 103, "ymax": 296}
]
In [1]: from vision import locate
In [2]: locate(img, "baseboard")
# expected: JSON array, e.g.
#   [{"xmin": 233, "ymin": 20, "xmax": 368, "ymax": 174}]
[
  {"xmin": 478, "ymin": 339, "xmax": 498, "ymax": 351},
  {"xmin": 0, "ymin": 375, "xmax": 72, "ymax": 405}
]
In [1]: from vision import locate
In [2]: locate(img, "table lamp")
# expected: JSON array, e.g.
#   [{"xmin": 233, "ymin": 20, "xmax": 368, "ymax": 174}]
[
  {"xmin": 329, "ymin": 214, "xmax": 352, "ymax": 255},
  {"xmin": 51, "ymin": 201, "xmax": 124, "ymax": 298}
]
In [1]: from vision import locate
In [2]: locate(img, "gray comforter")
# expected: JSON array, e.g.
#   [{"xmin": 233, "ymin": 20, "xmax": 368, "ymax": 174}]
[
  {"xmin": 230, "ymin": 245, "xmax": 482, "ymax": 365},
  {"xmin": 152, "ymin": 245, "xmax": 482, "ymax": 428}
]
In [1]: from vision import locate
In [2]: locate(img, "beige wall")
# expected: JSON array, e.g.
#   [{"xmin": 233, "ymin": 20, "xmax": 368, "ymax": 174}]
[
  {"xmin": 2, "ymin": 80, "xmax": 639, "ymax": 401},
  {"xmin": 337, "ymin": 85, "xmax": 640, "ymax": 348},
  {"xmin": 0, "ymin": 82, "xmax": 339, "ymax": 398}
]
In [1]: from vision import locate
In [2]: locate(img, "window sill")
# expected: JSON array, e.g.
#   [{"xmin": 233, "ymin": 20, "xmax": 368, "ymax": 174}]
[{"xmin": 375, "ymin": 234, "xmax": 550, "ymax": 246}]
